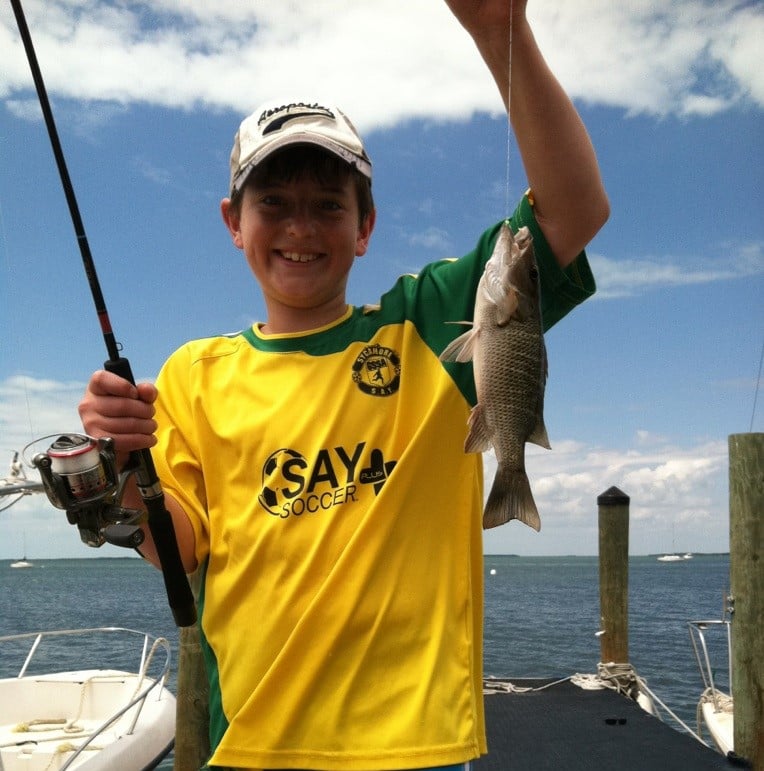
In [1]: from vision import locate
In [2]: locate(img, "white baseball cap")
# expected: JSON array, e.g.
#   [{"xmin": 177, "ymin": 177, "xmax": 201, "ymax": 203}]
[{"xmin": 229, "ymin": 99, "xmax": 372, "ymax": 196}]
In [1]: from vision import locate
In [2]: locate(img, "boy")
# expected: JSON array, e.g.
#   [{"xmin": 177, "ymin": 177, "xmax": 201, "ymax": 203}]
[{"xmin": 79, "ymin": 1, "xmax": 609, "ymax": 769}]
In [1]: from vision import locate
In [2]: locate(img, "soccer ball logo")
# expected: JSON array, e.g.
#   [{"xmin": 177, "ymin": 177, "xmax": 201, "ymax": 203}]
[{"xmin": 258, "ymin": 447, "xmax": 307, "ymax": 515}]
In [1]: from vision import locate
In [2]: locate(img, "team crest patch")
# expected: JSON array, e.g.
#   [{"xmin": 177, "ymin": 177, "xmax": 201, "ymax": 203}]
[{"xmin": 352, "ymin": 345, "xmax": 401, "ymax": 396}]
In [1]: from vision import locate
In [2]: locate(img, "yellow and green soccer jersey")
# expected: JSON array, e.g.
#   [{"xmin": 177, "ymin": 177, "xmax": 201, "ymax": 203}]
[{"xmin": 152, "ymin": 196, "xmax": 595, "ymax": 770}]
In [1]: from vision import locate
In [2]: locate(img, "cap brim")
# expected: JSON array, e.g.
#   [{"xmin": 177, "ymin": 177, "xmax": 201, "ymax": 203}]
[{"xmin": 232, "ymin": 133, "xmax": 371, "ymax": 196}]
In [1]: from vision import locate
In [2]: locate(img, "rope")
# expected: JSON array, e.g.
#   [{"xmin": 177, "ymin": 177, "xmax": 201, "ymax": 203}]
[
  {"xmin": 44, "ymin": 741, "xmax": 104, "ymax": 771},
  {"xmin": 484, "ymin": 675, "xmax": 573, "ymax": 694},
  {"xmin": 695, "ymin": 686, "xmax": 734, "ymax": 747},
  {"xmin": 12, "ymin": 718, "xmax": 85, "ymax": 735},
  {"xmin": 700, "ymin": 686, "xmax": 734, "ymax": 714},
  {"xmin": 570, "ymin": 672, "xmax": 608, "ymax": 690},
  {"xmin": 483, "ymin": 667, "xmax": 637, "ymax": 696}
]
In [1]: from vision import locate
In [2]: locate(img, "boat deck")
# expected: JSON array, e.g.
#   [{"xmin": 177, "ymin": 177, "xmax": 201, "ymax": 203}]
[{"xmin": 474, "ymin": 678, "xmax": 735, "ymax": 770}]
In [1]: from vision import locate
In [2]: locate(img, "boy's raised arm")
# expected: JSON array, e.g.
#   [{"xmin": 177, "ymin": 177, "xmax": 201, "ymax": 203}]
[{"xmin": 445, "ymin": 0, "xmax": 609, "ymax": 265}]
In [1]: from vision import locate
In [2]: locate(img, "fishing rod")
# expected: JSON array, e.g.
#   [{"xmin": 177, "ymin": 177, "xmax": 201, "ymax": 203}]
[{"xmin": 10, "ymin": 0, "xmax": 195, "ymax": 627}]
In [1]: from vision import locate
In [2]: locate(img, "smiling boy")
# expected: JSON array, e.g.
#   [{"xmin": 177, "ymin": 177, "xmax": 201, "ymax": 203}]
[{"xmin": 78, "ymin": 2, "xmax": 608, "ymax": 770}]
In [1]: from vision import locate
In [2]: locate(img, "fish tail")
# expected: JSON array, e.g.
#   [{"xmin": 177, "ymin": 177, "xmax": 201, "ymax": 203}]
[{"xmin": 483, "ymin": 467, "xmax": 541, "ymax": 532}]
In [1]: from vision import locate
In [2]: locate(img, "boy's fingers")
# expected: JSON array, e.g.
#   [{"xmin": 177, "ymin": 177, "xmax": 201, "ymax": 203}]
[
  {"xmin": 87, "ymin": 370, "xmax": 156, "ymax": 404},
  {"xmin": 135, "ymin": 382, "xmax": 158, "ymax": 404},
  {"xmin": 88, "ymin": 369, "xmax": 139, "ymax": 398}
]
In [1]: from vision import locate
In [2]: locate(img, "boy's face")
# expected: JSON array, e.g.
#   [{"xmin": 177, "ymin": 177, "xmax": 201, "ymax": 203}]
[{"xmin": 222, "ymin": 171, "xmax": 375, "ymax": 333}]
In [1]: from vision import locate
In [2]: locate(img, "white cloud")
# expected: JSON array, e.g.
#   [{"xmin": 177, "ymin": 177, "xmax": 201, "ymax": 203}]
[
  {"xmin": 1, "ymin": 0, "xmax": 761, "ymax": 130},
  {"xmin": 0, "ymin": 375, "xmax": 84, "ymax": 465},
  {"xmin": 409, "ymin": 226, "xmax": 452, "ymax": 253},
  {"xmin": 481, "ymin": 432, "xmax": 729, "ymax": 556},
  {"xmin": 587, "ymin": 240, "xmax": 764, "ymax": 298},
  {"xmin": 4, "ymin": 97, "xmax": 41, "ymax": 121},
  {"xmin": 529, "ymin": 0, "xmax": 764, "ymax": 117}
]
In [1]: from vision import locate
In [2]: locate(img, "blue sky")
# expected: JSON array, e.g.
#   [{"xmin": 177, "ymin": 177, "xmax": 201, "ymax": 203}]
[{"xmin": 1, "ymin": 0, "xmax": 762, "ymax": 559}]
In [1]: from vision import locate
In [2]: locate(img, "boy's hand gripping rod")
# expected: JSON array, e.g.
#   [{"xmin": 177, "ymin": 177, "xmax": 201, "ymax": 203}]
[{"xmin": 10, "ymin": 0, "xmax": 196, "ymax": 627}]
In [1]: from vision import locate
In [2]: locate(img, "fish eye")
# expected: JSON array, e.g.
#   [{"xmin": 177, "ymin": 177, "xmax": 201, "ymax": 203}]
[{"xmin": 529, "ymin": 268, "xmax": 539, "ymax": 281}]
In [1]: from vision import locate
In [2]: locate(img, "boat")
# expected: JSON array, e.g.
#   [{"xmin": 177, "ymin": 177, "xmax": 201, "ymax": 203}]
[
  {"xmin": 657, "ymin": 553, "xmax": 684, "ymax": 562},
  {"xmin": 688, "ymin": 618, "xmax": 734, "ymax": 756},
  {"xmin": 9, "ymin": 533, "xmax": 33, "ymax": 569},
  {"xmin": 0, "ymin": 627, "xmax": 175, "ymax": 771}
]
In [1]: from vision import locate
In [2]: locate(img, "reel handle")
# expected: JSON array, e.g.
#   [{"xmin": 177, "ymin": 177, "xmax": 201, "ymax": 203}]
[{"xmin": 105, "ymin": 357, "xmax": 196, "ymax": 627}]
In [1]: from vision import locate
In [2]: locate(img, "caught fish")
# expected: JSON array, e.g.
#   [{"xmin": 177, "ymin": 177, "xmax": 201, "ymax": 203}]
[{"xmin": 441, "ymin": 222, "xmax": 549, "ymax": 530}]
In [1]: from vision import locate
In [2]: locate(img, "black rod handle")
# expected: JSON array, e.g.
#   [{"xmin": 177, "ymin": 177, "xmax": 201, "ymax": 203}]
[{"xmin": 105, "ymin": 358, "xmax": 196, "ymax": 627}]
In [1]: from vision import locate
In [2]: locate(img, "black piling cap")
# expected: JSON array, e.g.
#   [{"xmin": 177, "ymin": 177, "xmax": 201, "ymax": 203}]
[{"xmin": 597, "ymin": 486, "xmax": 630, "ymax": 506}]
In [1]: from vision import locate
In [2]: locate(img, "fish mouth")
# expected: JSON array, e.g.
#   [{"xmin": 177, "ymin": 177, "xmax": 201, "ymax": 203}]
[{"xmin": 278, "ymin": 250, "xmax": 323, "ymax": 263}]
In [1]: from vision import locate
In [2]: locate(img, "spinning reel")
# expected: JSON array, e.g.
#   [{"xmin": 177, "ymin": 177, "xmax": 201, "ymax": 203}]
[{"xmin": 32, "ymin": 434, "xmax": 146, "ymax": 550}]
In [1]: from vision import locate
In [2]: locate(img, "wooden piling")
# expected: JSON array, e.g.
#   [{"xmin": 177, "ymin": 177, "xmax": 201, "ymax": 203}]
[
  {"xmin": 597, "ymin": 486, "xmax": 630, "ymax": 665},
  {"xmin": 728, "ymin": 433, "xmax": 763, "ymax": 769},
  {"xmin": 173, "ymin": 568, "xmax": 209, "ymax": 771}
]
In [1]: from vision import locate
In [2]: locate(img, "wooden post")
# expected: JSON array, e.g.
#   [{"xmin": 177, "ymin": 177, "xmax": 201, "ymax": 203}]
[
  {"xmin": 728, "ymin": 433, "xmax": 763, "ymax": 768},
  {"xmin": 597, "ymin": 486, "xmax": 630, "ymax": 665},
  {"xmin": 173, "ymin": 569, "xmax": 209, "ymax": 771}
]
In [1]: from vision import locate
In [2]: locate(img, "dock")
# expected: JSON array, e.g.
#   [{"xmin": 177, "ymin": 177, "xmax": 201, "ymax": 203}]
[{"xmin": 474, "ymin": 677, "xmax": 734, "ymax": 769}]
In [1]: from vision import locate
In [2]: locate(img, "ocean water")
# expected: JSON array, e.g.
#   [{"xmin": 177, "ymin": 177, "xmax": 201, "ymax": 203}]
[{"xmin": 0, "ymin": 554, "xmax": 731, "ymax": 768}]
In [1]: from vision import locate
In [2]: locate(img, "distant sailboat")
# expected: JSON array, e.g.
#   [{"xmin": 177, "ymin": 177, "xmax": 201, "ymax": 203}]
[{"xmin": 10, "ymin": 533, "xmax": 32, "ymax": 568}]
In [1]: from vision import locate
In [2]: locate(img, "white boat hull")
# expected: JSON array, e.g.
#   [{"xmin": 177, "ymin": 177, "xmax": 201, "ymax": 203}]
[
  {"xmin": 700, "ymin": 695, "xmax": 734, "ymax": 757},
  {"xmin": 0, "ymin": 629, "xmax": 175, "ymax": 771}
]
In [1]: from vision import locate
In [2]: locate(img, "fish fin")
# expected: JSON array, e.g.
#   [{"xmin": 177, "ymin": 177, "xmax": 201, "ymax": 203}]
[
  {"xmin": 496, "ymin": 303, "xmax": 517, "ymax": 327},
  {"xmin": 440, "ymin": 326, "xmax": 479, "ymax": 364},
  {"xmin": 528, "ymin": 420, "xmax": 551, "ymax": 450},
  {"xmin": 483, "ymin": 466, "xmax": 541, "ymax": 532},
  {"xmin": 464, "ymin": 403, "xmax": 493, "ymax": 453}
]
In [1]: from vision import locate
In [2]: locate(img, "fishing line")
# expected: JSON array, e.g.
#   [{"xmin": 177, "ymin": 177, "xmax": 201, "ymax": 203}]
[
  {"xmin": 505, "ymin": 0, "xmax": 515, "ymax": 219},
  {"xmin": 750, "ymin": 334, "xmax": 764, "ymax": 432},
  {"xmin": 9, "ymin": 0, "xmax": 195, "ymax": 627}
]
